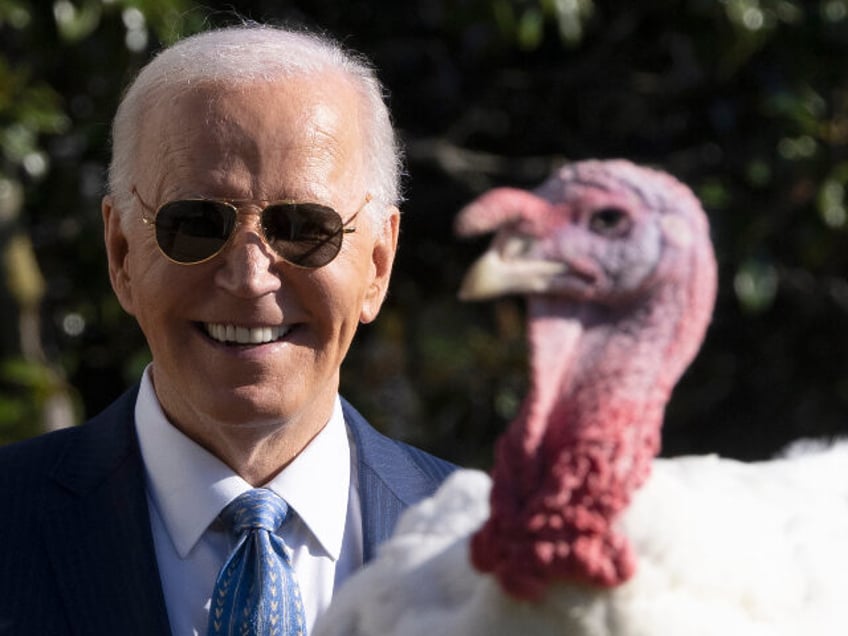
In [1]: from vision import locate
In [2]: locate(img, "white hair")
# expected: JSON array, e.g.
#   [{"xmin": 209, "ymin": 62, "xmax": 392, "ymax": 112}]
[{"xmin": 107, "ymin": 25, "xmax": 403, "ymax": 217}]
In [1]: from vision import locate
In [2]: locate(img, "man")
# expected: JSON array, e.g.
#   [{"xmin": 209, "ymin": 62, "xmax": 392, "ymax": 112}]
[{"xmin": 0, "ymin": 25, "xmax": 455, "ymax": 635}]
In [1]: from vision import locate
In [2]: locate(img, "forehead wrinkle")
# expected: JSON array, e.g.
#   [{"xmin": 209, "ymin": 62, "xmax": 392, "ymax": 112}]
[
  {"xmin": 133, "ymin": 93, "xmax": 238, "ymax": 199},
  {"xmin": 137, "ymin": 75, "xmax": 366, "ymax": 206},
  {"xmin": 212, "ymin": 92, "xmax": 342, "ymax": 201},
  {"xmin": 144, "ymin": 108, "xmax": 273, "ymax": 201},
  {"xmin": 309, "ymin": 94, "xmax": 367, "ymax": 203}
]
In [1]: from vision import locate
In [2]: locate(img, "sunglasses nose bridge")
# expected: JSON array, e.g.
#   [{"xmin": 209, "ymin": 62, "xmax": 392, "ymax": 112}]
[
  {"xmin": 213, "ymin": 216, "xmax": 284, "ymax": 298},
  {"xmin": 217, "ymin": 208, "xmax": 283, "ymax": 275},
  {"xmin": 230, "ymin": 206, "xmax": 273, "ymax": 244}
]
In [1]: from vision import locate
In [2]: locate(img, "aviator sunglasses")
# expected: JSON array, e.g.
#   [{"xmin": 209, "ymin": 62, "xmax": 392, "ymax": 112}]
[{"xmin": 132, "ymin": 187, "xmax": 371, "ymax": 268}]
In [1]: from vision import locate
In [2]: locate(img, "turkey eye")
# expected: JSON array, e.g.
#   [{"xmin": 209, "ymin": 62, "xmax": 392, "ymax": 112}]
[{"xmin": 589, "ymin": 207, "xmax": 631, "ymax": 237}]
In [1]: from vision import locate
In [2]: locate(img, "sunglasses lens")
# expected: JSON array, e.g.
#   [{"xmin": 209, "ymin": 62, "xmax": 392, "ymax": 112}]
[
  {"xmin": 262, "ymin": 203, "xmax": 345, "ymax": 267},
  {"xmin": 155, "ymin": 200, "xmax": 236, "ymax": 263}
]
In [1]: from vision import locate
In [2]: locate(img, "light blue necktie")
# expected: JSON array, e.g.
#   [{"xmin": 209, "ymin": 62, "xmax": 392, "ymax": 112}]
[{"xmin": 208, "ymin": 488, "xmax": 307, "ymax": 636}]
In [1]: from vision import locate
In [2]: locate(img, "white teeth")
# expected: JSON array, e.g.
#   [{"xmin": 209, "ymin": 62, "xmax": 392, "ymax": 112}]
[{"xmin": 204, "ymin": 323, "xmax": 289, "ymax": 345}]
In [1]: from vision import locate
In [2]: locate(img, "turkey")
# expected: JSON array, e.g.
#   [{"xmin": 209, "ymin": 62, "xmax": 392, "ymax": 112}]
[{"xmin": 313, "ymin": 159, "xmax": 848, "ymax": 636}]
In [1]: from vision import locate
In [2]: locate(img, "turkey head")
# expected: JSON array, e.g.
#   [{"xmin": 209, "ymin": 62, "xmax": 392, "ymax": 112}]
[{"xmin": 455, "ymin": 159, "xmax": 717, "ymax": 599}]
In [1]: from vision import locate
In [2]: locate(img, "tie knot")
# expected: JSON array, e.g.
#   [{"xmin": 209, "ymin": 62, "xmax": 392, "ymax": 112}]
[{"xmin": 220, "ymin": 488, "xmax": 288, "ymax": 536}]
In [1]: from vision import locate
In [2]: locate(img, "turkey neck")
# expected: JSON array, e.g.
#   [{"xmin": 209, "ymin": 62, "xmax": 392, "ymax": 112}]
[
  {"xmin": 471, "ymin": 283, "xmax": 690, "ymax": 599},
  {"xmin": 525, "ymin": 292, "xmax": 679, "ymax": 491}
]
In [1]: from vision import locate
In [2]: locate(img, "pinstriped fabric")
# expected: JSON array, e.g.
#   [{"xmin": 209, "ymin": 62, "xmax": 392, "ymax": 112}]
[
  {"xmin": 0, "ymin": 385, "xmax": 454, "ymax": 635},
  {"xmin": 341, "ymin": 398, "xmax": 458, "ymax": 562},
  {"xmin": 0, "ymin": 386, "xmax": 172, "ymax": 635},
  {"xmin": 209, "ymin": 489, "xmax": 306, "ymax": 636}
]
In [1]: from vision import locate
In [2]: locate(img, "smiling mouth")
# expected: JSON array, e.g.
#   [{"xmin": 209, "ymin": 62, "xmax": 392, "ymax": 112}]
[{"xmin": 202, "ymin": 322, "xmax": 291, "ymax": 345}]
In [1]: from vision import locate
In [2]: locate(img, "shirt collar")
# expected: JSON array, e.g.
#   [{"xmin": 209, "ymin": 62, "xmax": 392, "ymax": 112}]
[{"xmin": 134, "ymin": 365, "xmax": 351, "ymax": 561}]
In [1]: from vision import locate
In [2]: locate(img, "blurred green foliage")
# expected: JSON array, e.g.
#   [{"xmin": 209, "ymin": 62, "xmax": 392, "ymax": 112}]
[
  {"xmin": 1, "ymin": 0, "xmax": 847, "ymax": 465},
  {"xmin": 0, "ymin": 0, "xmax": 202, "ymax": 440}
]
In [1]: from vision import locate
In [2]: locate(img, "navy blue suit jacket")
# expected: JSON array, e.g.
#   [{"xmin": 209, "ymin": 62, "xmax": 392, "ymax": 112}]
[{"xmin": 0, "ymin": 385, "xmax": 456, "ymax": 635}]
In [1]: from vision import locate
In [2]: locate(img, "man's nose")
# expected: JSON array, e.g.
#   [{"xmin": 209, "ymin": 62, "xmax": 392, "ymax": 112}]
[{"xmin": 213, "ymin": 215, "xmax": 283, "ymax": 297}]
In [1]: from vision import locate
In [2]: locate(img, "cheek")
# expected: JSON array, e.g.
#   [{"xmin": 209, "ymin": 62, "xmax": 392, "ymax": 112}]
[
  {"xmin": 322, "ymin": 278, "xmax": 368, "ymax": 334},
  {"xmin": 125, "ymin": 251, "xmax": 198, "ymax": 327},
  {"xmin": 309, "ymin": 261, "xmax": 372, "ymax": 335}
]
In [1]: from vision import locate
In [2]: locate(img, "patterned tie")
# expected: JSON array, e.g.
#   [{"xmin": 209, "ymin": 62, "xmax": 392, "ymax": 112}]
[{"xmin": 208, "ymin": 489, "xmax": 307, "ymax": 636}]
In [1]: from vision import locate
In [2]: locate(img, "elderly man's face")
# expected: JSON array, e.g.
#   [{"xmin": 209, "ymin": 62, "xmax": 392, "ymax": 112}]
[{"xmin": 103, "ymin": 74, "xmax": 398, "ymax": 448}]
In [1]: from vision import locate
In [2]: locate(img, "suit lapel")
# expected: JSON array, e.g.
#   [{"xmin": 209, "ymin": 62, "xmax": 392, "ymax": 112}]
[
  {"xmin": 342, "ymin": 398, "xmax": 454, "ymax": 562},
  {"xmin": 41, "ymin": 387, "xmax": 171, "ymax": 636},
  {"xmin": 37, "ymin": 388, "xmax": 449, "ymax": 633}
]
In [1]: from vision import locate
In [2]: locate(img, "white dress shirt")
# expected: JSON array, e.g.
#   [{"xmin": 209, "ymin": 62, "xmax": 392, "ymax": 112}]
[{"xmin": 134, "ymin": 366, "xmax": 363, "ymax": 635}]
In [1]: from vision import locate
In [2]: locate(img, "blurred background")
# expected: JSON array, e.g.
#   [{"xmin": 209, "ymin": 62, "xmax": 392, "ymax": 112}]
[{"xmin": 1, "ymin": 0, "xmax": 847, "ymax": 468}]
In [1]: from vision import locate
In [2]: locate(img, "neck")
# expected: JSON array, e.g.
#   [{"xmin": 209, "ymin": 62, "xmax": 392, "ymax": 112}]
[
  {"xmin": 164, "ymin": 403, "xmax": 332, "ymax": 487},
  {"xmin": 202, "ymin": 426, "xmax": 317, "ymax": 486},
  {"xmin": 472, "ymin": 288, "xmax": 687, "ymax": 599}
]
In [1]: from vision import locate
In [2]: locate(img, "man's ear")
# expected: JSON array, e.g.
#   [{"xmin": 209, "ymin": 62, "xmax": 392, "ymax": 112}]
[
  {"xmin": 360, "ymin": 205, "xmax": 400, "ymax": 324},
  {"xmin": 102, "ymin": 195, "xmax": 136, "ymax": 316}
]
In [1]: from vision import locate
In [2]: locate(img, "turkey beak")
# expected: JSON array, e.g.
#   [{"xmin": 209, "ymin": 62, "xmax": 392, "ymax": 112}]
[{"xmin": 458, "ymin": 236, "xmax": 568, "ymax": 301}]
